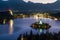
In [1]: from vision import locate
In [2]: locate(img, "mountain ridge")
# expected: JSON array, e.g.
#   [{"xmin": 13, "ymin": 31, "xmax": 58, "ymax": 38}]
[{"xmin": 0, "ymin": 0, "xmax": 60, "ymax": 13}]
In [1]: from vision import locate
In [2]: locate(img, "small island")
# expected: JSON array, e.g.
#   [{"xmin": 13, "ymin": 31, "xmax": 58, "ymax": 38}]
[{"xmin": 31, "ymin": 20, "xmax": 51, "ymax": 30}]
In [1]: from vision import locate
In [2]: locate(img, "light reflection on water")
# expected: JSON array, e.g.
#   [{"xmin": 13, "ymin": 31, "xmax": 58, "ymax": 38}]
[
  {"xmin": 0, "ymin": 19, "xmax": 14, "ymax": 34},
  {"xmin": 8, "ymin": 19, "xmax": 13, "ymax": 34},
  {"xmin": 0, "ymin": 17, "xmax": 60, "ymax": 40},
  {"xmin": 0, "ymin": 17, "xmax": 60, "ymax": 35}
]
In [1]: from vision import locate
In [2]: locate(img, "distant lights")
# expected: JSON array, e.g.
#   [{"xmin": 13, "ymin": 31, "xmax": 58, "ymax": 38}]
[
  {"xmin": 39, "ymin": 20, "xmax": 43, "ymax": 24},
  {"xmin": 54, "ymin": 18, "xmax": 58, "ymax": 20},
  {"xmin": 9, "ymin": 10, "xmax": 13, "ymax": 15}
]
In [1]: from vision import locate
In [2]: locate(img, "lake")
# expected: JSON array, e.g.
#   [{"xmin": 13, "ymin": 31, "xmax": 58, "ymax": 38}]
[{"xmin": 0, "ymin": 17, "xmax": 60, "ymax": 40}]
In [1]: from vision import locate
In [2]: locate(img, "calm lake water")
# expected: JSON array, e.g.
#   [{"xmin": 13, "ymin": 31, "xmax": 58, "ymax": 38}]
[{"xmin": 0, "ymin": 17, "xmax": 60, "ymax": 40}]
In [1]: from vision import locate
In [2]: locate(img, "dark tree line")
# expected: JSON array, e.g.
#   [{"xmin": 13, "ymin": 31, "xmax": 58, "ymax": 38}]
[{"xmin": 17, "ymin": 30, "xmax": 60, "ymax": 40}]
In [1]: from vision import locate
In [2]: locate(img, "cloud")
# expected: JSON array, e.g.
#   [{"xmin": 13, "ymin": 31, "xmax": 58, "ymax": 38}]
[{"xmin": 23, "ymin": 0, "xmax": 57, "ymax": 4}]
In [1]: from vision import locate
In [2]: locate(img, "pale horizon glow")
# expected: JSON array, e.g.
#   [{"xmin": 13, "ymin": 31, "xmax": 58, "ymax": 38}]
[
  {"xmin": 23, "ymin": 0, "xmax": 57, "ymax": 4},
  {"xmin": 2, "ymin": 0, "xmax": 8, "ymax": 1}
]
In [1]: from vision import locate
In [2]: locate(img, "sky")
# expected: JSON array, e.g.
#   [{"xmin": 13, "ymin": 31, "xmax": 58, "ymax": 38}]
[
  {"xmin": 2, "ymin": 0, "xmax": 8, "ymax": 1},
  {"xmin": 23, "ymin": 0, "xmax": 57, "ymax": 4}
]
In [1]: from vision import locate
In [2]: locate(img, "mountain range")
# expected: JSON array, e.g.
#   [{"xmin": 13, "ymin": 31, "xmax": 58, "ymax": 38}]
[{"xmin": 0, "ymin": 0, "xmax": 60, "ymax": 13}]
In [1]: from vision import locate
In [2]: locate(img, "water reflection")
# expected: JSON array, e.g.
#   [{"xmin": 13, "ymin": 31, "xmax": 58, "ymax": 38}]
[
  {"xmin": 8, "ymin": 19, "xmax": 13, "ymax": 34},
  {"xmin": 3, "ymin": 19, "xmax": 6, "ymax": 24},
  {"xmin": 0, "ymin": 19, "xmax": 14, "ymax": 34},
  {"xmin": 0, "ymin": 17, "xmax": 60, "ymax": 35}
]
